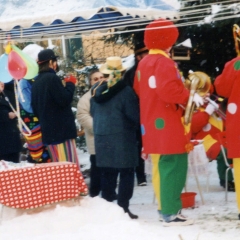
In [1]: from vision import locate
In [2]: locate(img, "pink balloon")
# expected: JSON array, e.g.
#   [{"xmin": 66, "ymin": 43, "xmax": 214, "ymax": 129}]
[{"xmin": 8, "ymin": 50, "xmax": 27, "ymax": 79}]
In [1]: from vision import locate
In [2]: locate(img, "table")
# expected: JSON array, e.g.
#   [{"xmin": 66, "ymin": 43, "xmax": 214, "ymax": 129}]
[{"xmin": 0, "ymin": 162, "xmax": 88, "ymax": 209}]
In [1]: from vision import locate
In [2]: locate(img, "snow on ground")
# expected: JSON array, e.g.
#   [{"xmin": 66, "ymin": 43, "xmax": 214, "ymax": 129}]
[{"xmin": 0, "ymin": 152, "xmax": 239, "ymax": 240}]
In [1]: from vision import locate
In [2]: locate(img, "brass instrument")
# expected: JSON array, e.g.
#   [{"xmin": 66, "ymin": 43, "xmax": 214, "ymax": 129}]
[
  {"xmin": 233, "ymin": 24, "xmax": 240, "ymax": 56},
  {"xmin": 184, "ymin": 71, "xmax": 211, "ymax": 125}
]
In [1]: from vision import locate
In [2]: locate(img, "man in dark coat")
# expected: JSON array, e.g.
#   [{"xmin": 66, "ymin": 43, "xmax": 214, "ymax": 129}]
[
  {"xmin": 31, "ymin": 49, "xmax": 80, "ymax": 165},
  {"xmin": 122, "ymin": 41, "xmax": 149, "ymax": 186},
  {"xmin": 90, "ymin": 57, "xmax": 140, "ymax": 219},
  {"xmin": 0, "ymin": 81, "xmax": 22, "ymax": 163}
]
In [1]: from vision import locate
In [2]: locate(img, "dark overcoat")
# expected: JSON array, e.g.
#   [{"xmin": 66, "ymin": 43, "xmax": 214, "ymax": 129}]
[
  {"xmin": 0, "ymin": 83, "xmax": 22, "ymax": 156},
  {"xmin": 31, "ymin": 70, "xmax": 77, "ymax": 145},
  {"xmin": 90, "ymin": 80, "xmax": 140, "ymax": 168}
]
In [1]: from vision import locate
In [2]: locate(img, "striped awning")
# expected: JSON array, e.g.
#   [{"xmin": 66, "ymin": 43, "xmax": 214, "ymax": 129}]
[{"xmin": 0, "ymin": 0, "xmax": 179, "ymax": 42}]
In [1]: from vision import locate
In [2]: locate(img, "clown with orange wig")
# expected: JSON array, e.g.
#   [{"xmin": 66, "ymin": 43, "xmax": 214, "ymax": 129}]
[{"xmin": 134, "ymin": 19, "xmax": 204, "ymax": 226}]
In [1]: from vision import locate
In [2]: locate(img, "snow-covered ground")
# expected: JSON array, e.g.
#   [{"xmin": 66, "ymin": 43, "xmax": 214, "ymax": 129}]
[{"xmin": 0, "ymin": 151, "xmax": 239, "ymax": 240}]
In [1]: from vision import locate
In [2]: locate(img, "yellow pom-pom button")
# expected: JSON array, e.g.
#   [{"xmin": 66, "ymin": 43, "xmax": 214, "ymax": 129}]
[
  {"xmin": 33, "ymin": 117, "xmax": 39, "ymax": 122},
  {"xmin": 5, "ymin": 44, "xmax": 12, "ymax": 54}
]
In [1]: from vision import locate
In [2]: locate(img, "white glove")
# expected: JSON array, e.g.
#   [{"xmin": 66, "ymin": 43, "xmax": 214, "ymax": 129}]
[
  {"xmin": 193, "ymin": 93, "xmax": 204, "ymax": 107},
  {"xmin": 205, "ymin": 103, "xmax": 215, "ymax": 115},
  {"xmin": 205, "ymin": 97, "xmax": 219, "ymax": 109}
]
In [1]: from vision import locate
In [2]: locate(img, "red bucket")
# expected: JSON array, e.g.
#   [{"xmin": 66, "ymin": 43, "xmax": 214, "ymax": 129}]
[{"xmin": 181, "ymin": 192, "xmax": 197, "ymax": 208}]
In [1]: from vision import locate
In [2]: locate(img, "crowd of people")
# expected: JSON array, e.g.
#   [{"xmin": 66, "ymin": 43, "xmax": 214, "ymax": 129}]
[{"xmin": 1, "ymin": 17, "xmax": 240, "ymax": 226}]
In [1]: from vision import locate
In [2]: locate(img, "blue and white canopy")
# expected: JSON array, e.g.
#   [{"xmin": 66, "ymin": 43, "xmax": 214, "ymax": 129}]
[{"xmin": 0, "ymin": 0, "xmax": 180, "ymax": 42}]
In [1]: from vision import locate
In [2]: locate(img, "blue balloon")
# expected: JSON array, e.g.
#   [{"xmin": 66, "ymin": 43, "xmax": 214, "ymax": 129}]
[{"xmin": 0, "ymin": 54, "xmax": 13, "ymax": 83}]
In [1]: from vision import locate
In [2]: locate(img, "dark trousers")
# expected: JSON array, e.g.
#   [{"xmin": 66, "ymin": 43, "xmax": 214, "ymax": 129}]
[
  {"xmin": 89, "ymin": 155, "xmax": 101, "ymax": 197},
  {"xmin": 216, "ymin": 150, "xmax": 234, "ymax": 181},
  {"xmin": 135, "ymin": 157, "xmax": 146, "ymax": 184},
  {"xmin": 0, "ymin": 152, "xmax": 19, "ymax": 163},
  {"xmin": 135, "ymin": 129, "xmax": 146, "ymax": 184},
  {"xmin": 101, "ymin": 167, "xmax": 135, "ymax": 212}
]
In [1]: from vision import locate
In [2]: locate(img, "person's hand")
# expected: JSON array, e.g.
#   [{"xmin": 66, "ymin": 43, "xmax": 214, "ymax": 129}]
[
  {"xmin": 8, "ymin": 112, "xmax": 17, "ymax": 119},
  {"xmin": 0, "ymin": 82, "xmax": 4, "ymax": 92},
  {"xmin": 205, "ymin": 96, "xmax": 219, "ymax": 109},
  {"xmin": 205, "ymin": 103, "xmax": 216, "ymax": 116},
  {"xmin": 193, "ymin": 93, "xmax": 204, "ymax": 107},
  {"xmin": 64, "ymin": 75, "xmax": 77, "ymax": 85},
  {"xmin": 141, "ymin": 153, "xmax": 149, "ymax": 161},
  {"xmin": 203, "ymin": 93, "xmax": 210, "ymax": 103}
]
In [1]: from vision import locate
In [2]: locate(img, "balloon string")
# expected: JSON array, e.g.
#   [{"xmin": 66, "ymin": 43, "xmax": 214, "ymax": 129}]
[
  {"xmin": 7, "ymin": 80, "xmax": 31, "ymax": 136},
  {"xmin": 14, "ymin": 80, "xmax": 21, "ymax": 132},
  {"xmin": 15, "ymin": 79, "xmax": 25, "ymax": 102}
]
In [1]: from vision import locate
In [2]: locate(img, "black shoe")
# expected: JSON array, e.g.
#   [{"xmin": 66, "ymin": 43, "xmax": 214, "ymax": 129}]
[
  {"xmin": 227, "ymin": 181, "xmax": 235, "ymax": 192},
  {"xmin": 125, "ymin": 209, "xmax": 138, "ymax": 219},
  {"xmin": 138, "ymin": 181, "xmax": 147, "ymax": 186},
  {"xmin": 81, "ymin": 169, "xmax": 90, "ymax": 179},
  {"xmin": 220, "ymin": 180, "xmax": 235, "ymax": 192}
]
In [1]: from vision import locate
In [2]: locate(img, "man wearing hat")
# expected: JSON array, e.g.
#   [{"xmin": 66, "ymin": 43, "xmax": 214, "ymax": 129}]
[
  {"xmin": 123, "ymin": 40, "xmax": 149, "ymax": 187},
  {"xmin": 123, "ymin": 41, "xmax": 149, "ymax": 87},
  {"xmin": 134, "ymin": 19, "xmax": 204, "ymax": 226},
  {"xmin": 31, "ymin": 49, "xmax": 81, "ymax": 166},
  {"xmin": 91, "ymin": 56, "xmax": 140, "ymax": 219}
]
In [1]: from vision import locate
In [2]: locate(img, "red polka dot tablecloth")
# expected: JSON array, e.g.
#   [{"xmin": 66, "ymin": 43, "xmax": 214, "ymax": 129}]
[{"xmin": 0, "ymin": 162, "xmax": 88, "ymax": 209}]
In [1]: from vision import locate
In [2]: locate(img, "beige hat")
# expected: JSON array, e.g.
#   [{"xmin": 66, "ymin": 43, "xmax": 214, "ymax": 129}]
[{"xmin": 100, "ymin": 56, "xmax": 126, "ymax": 74}]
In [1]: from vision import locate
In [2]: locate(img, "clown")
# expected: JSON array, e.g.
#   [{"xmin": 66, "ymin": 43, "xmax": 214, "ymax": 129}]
[
  {"xmin": 133, "ymin": 19, "xmax": 204, "ymax": 226},
  {"xmin": 191, "ymin": 99, "xmax": 234, "ymax": 191},
  {"xmin": 214, "ymin": 47, "xmax": 240, "ymax": 219}
]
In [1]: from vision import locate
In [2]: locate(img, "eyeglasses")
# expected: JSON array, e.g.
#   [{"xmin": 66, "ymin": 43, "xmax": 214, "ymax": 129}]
[{"xmin": 93, "ymin": 76, "xmax": 104, "ymax": 81}]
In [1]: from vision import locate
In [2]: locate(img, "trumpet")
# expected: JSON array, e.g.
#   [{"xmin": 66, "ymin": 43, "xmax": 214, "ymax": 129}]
[{"xmin": 184, "ymin": 71, "xmax": 211, "ymax": 125}]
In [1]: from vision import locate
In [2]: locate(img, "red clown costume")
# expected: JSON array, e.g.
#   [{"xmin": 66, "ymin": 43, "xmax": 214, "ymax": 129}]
[
  {"xmin": 134, "ymin": 35, "xmax": 189, "ymax": 155},
  {"xmin": 214, "ymin": 56, "xmax": 240, "ymax": 216},
  {"xmin": 133, "ymin": 19, "xmax": 203, "ymax": 226},
  {"xmin": 192, "ymin": 108, "xmax": 223, "ymax": 158},
  {"xmin": 191, "ymin": 105, "xmax": 234, "ymax": 190},
  {"xmin": 214, "ymin": 57, "xmax": 240, "ymax": 158}
]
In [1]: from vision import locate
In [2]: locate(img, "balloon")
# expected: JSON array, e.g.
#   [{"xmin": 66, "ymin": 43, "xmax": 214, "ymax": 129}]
[
  {"xmin": 8, "ymin": 51, "xmax": 27, "ymax": 79},
  {"xmin": 22, "ymin": 44, "xmax": 43, "ymax": 61},
  {"xmin": 0, "ymin": 54, "xmax": 13, "ymax": 83},
  {"xmin": 11, "ymin": 45, "xmax": 39, "ymax": 79}
]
